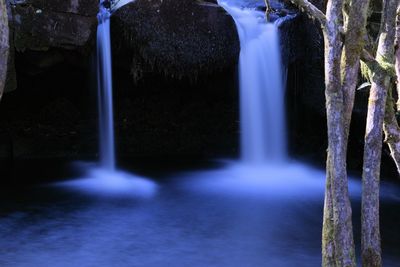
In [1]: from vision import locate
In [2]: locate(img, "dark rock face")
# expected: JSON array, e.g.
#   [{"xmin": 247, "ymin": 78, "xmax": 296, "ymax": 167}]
[
  {"xmin": 9, "ymin": 0, "xmax": 98, "ymax": 51},
  {"xmin": 111, "ymin": 0, "xmax": 240, "ymax": 80},
  {"xmin": 12, "ymin": 5, "xmax": 96, "ymax": 51},
  {"xmin": 23, "ymin": 0, "xmax": 99, "ymax": 16},
  {"xmin": 278, "ymin": 14, "xmax": 303, "ymax": 66},
  {"xmin": 0, "ymin": 0, "xmax": 242, "ymax": 177},
  {"xmin": 4, "ymin": 0, "xmax": 98, "ymax": 92}
]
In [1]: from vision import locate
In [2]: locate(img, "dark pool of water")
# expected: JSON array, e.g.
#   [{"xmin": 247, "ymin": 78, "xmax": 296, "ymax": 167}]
[{"xmin": 0, "ymin": 160, "xmax": 399, "ymax": 267}]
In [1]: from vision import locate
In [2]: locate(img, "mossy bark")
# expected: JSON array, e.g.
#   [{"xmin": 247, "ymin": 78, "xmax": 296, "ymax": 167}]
[
  {"xmin": 322, "ymin": 160, "xmax": 336, "ymax": 266},
  {"xmin": 289, "ymin": 0, "xmax": 370, "ymax": 266},
  {"xmin": 341, "ymin": 0, "xmax": 371, "ymax": 139},
  {"xmin": 383, "ymin": 90, "xmax": 400, "ymax": 176},
  {"xmin": 383, "ymin": 15, "xmax": 400, "ymax": 177},
  {"xmin": 395, "ymin": 11, "xmax": 400, "ymax": 111},
  {"xmin": 0, "ymin": 0, "xmax": 9, "ymax": 100},
  {"xmin": 361, "ymin": 0, "xmax": 398, "ymax": 266},
  {"xmin": 322, "ymin": 1, "xmax": 356, "ymax": 266}
]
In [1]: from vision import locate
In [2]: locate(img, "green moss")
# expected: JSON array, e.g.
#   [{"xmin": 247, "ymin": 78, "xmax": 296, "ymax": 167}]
[
  {"xmin": 361, "ymin": 61, "xmax": 372, "ymax": 81},
  {"xmin": 376, "ymin": 55, "xmax": 396, "ymax": 77}
]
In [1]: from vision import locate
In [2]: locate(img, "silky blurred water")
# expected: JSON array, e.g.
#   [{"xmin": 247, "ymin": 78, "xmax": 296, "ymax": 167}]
[
  {"xmin": 97, "ymin": 6, "xmax": 115, "ymax": 170},
  {"xmin": 219, "ymin": 0, "xmax": 286, "ymax": 163},
  {"xmin": 0, "ymin": 161, "xmax": 399, "ymax": 267}
]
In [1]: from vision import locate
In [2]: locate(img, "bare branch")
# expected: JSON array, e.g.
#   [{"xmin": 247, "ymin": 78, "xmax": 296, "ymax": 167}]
[
  {"xmin": 265, "ymin": 0, "xmax": 272, "ymax": 22},
  {"xmin": 289, "ymin": 0, "xmax": 326, "ymax": 27}
]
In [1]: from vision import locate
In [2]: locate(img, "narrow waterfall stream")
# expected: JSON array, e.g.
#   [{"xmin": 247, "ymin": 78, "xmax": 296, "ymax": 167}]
[
  {"xmin": 52, "ymin": 0, "xmax": 156, "ymax": 196},
  {"xmin": 219, "ymin": 0, "xmax": 286, "ymax": 164},
  {"xmin": 97, "ymin": 4, "xmax": 116, "ymax": 170}
]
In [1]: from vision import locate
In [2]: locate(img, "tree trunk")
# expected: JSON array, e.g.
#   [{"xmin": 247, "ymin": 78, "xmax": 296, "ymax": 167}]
[
  {"xmin": 383, "ymin": 89, "xmax": 400, "ymax": 176},
  {"xmin": 0, "ymin": 0, "xmax": 9, "ymax": 100},
  {"xmin": 383, "ymin": 14, "xmax": 400, "ymax": 176},
  {"xmin": 322, "ymin": 162, "xmax": 336, "ymax": 266},
  {"xmin": 341, "ymin": 0, "xmax": 371, "ymax": 139},
  {"xmin": 361, "ymin": 0, "xmax": 398, "ymax": 266},
  {"xmin": 322, "ymin": 0, "xmax": 356, "ymax": 266},
  {"xmin": 289, "ymin": 1, "xmax": 360, "ymax": 265},
  {"xmin": 395, "ymin": 12, "xmax": 400, "ymax": 111}
]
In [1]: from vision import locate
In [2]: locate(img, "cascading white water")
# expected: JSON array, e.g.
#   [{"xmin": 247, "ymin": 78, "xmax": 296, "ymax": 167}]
[
  {"xmin": 97, "ymin": 4, "xmax": 116, "ymax": 170},
  {"xmin": 218, "ymin": 1, "xmax": 286, "ymax": 164},
  {"xmin": 57, "ymin": 0, "xmax": 158, "ymax": 197}
]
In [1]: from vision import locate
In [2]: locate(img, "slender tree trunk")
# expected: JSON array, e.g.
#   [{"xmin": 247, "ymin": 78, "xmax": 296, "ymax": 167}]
[
  {"xmin": 322, "ymin": 162, "xmax": 336, "ymax": 266},
  {"xmin": 383, "ymin": 13, "xmax": 400, "ymax": 176},
  {"xmin": 324, "ymin": 1, "xmax": 370, "ymax": 265},
  {"xmin": 0, "ymin": 0, "xmax": 9, "ymax": 100},
  {"xmin": 395, "ymin": 11, "xmax": 400, "ymax": 111},
  {"xmin": 341, "ymin": 0, "xmax": 371, "ymax": 139},
  {"xmin": 383, "ymin": 89, "xmax": 400, "ymax": 176},
  {"xmin": 324, "ymin": 0, "xmax": 370, "ymax": 264},
  {"xmin": 361, "ymin": 0, "xmax": 398, "ymax": 266},
  {"xmin": 323, "ymin": 1, "xmax": 356, "ymax": 266},
  {"xmin": 289, "ymin": 1, "xmax": 361, "ymax": 265},
  {"xmin": 321, "ymin": 4, "xmax": 345, "ymax": 265}
]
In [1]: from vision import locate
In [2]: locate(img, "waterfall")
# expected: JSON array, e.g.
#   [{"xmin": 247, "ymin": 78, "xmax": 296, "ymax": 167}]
[
  {"xmin": 218, "ymin": 1, "xmax": 286, "ymax": 164},
  {"xmin": 97, "ymin": 3, "xmax": 116, "ymax": 170},
  {"xmin": 54, "ymin": 0, "xmax": 156, "ymax": 196}
]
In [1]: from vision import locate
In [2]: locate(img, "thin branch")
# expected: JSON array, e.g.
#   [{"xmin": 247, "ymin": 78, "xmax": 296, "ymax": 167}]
[
  {"xmin": 265, "ymin": 0, "xmax": 272, "ymax": 22},
  {"xmin": 289, "ymin": 0, "xmax": 326, "ymax": 27}
]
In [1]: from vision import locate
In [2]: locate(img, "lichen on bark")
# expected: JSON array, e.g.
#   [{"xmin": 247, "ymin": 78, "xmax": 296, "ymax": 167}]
[
  {"xmin": 289, "ymin": 0, "xmax": 371, "ymax": 266},
  {"xmin": 382, "ymin": 9, "xmax": 400, "ymax": 177},
  {"xmin": 361, "ymin": 0, "xmax": 398, "ymax": 266}
]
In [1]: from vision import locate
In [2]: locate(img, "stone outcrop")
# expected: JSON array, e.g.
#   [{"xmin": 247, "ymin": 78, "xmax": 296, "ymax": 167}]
[
  {"xmin": 0, "ymin": 0, "xmax": 9, "ymax": 98},
  {"xmin": 2, "ymin": 0, "xmax": 98, "ymax": 93},
  {"xmin": 8, "ymin": 0, "xmax": 98, "ymax": 51},
  {"xmin": 111, "ymin": 0, "xmax": 240, "ymax": 81}
]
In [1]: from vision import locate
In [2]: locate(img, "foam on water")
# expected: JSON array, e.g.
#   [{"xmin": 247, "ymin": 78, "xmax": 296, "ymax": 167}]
[
  {"xmin": 178, "ymin": 161, "xmax": 362, "ymax": 199},
  {"xmin": 54, "ymin": 165, "xmax": 158, "ymax": 198}
]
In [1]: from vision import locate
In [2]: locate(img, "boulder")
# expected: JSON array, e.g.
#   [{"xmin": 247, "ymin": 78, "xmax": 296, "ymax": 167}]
[{"xmin": 111, "ymin": 0, "xmax": 240, "ymax": 81}]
